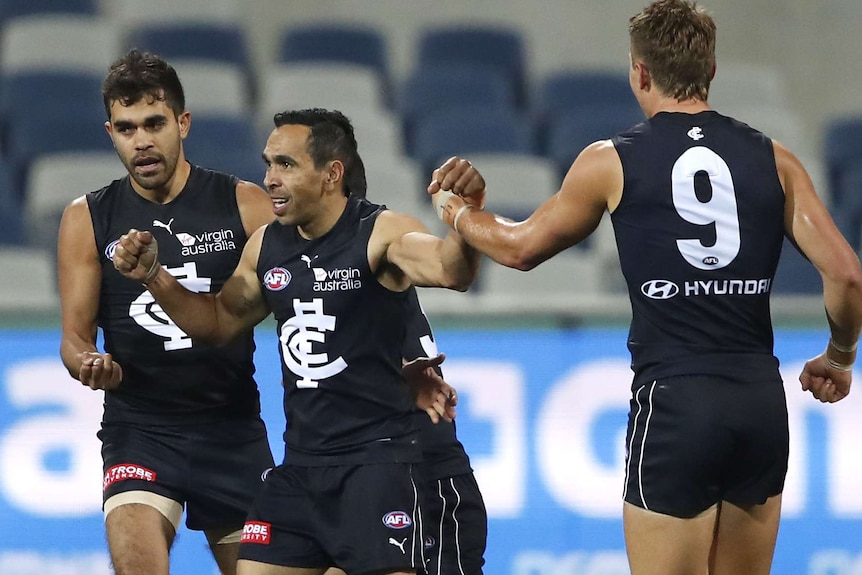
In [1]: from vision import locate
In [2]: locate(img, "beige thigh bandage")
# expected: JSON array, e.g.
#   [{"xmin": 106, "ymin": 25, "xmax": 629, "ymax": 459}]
[
  {"xmin": 104, "ymin": 490, "xmax": 183, "ymax": 532},
  {"xmin": 205, "ymin": 526, "xmax": 243, "ymax": 546}
]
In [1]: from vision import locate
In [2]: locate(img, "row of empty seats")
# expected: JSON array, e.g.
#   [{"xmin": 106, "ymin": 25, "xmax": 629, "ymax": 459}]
[{"xmin": 0, "ymin": 1, "xmax": 848, "ymax": 301}]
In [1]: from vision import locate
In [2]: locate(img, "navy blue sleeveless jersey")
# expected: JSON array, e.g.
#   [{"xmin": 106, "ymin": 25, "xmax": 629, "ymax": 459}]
[
  {"xmin": 611, "ymin": 111, "xmax": 784, "ymax": 387},
  {"xmin": 87, "ymin": 164, "xmax": 261, "ymax": 425},
  {"xmin": 256, "ymin": 196, "xmax": 420, "ymax": 465},
  {"xmin": 402, "ymin": 287, "xmax": 473, "ymax": 481}
]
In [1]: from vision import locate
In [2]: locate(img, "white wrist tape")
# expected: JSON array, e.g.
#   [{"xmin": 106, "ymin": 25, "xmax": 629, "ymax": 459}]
[
  {"xmin": 142, "ymin": 258, "xmax": 161, "ymax": 285},
  {"xmin": 829, "ymin": 337, "xmax": 858, "ymax": 353},
  {"xmin": 433, "ymin": 190, "xmax": 456, "ymax": 221},
  {"xmin": 453, "ymin": 203, "xmax": 475, "ymax": 234},
  {"xmin": 827, "ymin": 356, "xmax": 854, "ymax": 372}
]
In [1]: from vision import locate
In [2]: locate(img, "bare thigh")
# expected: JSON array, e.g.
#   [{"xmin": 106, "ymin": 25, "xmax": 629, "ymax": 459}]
[
  {"xmin": 105, "ymin": 503, "xmax": 176, "ymax": 575},
  {"xmin": 709, "ymin": 494, "xmax": 782, "ymax": 575},
  {"xmin": 239, "ymin": 566, "xmax": 414, "ymax": 575},
  {"xmin": 623, "ymin": 501, "xmax": 717, "ymax": 575},
  {"xmin": 237, "ymin": 562, "xmax": 325, "ymax": 575}
]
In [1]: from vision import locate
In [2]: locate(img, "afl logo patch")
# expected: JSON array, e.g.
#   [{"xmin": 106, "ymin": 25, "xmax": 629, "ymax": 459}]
[
  {"xmin": 641, "ymin": 279, "xmax": 679, "ymax": 300},
  {"xmin": 382, "ymin": 511, "xmax": 412, "ymax": 529},
  {"xmin": 263, "ymin": 267, "xmax": 291, "ymax": 291},
  {"xmin": 105, "ymin": 239, "xmax": 120, "ymax": 261}
]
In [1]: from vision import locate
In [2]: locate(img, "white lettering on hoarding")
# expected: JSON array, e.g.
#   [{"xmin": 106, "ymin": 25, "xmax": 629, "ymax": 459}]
[
  {"xmin": 445, "ymin": 361, "xmax": 527, "ymax": 518},
  {"xmin": 0, "ymin": 360, "xmax": 103, "ymax": 516}
]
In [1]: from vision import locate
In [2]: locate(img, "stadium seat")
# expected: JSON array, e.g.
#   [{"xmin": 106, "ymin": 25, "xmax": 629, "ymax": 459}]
[
  {"xmin": 0, "ymin": 0, "xmax": 97, "ymax": 24},
  {"xmin": 536, "ymin": 69, "xmax": 637, "ymax": 120},
  {"xmin": 399, "ymin": 64, "xmax": 516, "ymax": 156},
  {"xmin": 411, "ymin": 106, "xmax": 535, "ymax": 175},
  {"xmin": 256, "ymin": 63, "xmax": 387, "ymax": 133},
  {"xmin": 416, "ymin": 26, "xmax": 528, "ymax": 106},
  {"xmin": 0, "ymin": 15, "xmax": 120, "ymax": 74},
  {"xmin": 0, "ymin": 71, "xmax": 104, "ymax": 126},
  {"xmin": 278, "ymin": 24, "xmax": 390, "ymax": 100},
  {"xmin": 23, "ymin": 151, "xmax": 125, "ymax": 250},
  {"xmin": 771, "ymin": 239, "xmax": 822, "ymax": 295},
  {"xmin": 183, "ymin": 116, "xmax": 260, "ymax": 180},
  {"xmin": 481, "ymin": 249, "xmax": 604, "ymax": 297},
  {"xmin": 0, "ymin": 160, "xmax": 24, "ymax": 245},
  {"xmin": 171, "ymin": 61, "xmax": 252, "ymax": 117},
  {"xmin": 544, "ymin": 104, "xmax": 644, "ymax": 177},
  {"xmin": 349, "ymin": 111, "xmax": 404, "ymax": 160},
  {"xmin": 466, "ymin": 153, "xmax": 560, "ymax": 221},
  {"xmin": 105, "ymin": 0, "xmax": 241, "ymax": 25},
  {"xmin": 123, "ymin": 23, "xmax": 252, "ymax": 70},
  {"xmin": 708, "ymin": 61, "xmax": 790, "ymax": 112},
  {"xmin": 3, "ymin": 106, "xmax": 108, "ymax": 165},
  {"xmin": 831, "ymin": 162, "xmax": 862, "ymax": 252},
  {"xmin": 0, "ymin": 247, "xmax": 58, "ymax": 311},
  {"xmin": 823, "ymin": 115, "xmax": 862, "ymax": 208}
]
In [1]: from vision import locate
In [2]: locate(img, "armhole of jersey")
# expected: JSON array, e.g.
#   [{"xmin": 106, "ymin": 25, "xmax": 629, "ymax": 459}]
[{"xmin": 84, "ymin": 193, "xmax": 105, "ymax": 262}]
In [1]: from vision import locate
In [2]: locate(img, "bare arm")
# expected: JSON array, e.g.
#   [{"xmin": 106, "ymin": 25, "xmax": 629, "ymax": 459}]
[
  {"xmin": 428, "ymin": 144, "xmax": 622, "ymax": 270},
  {"xmin": 378, "ymin": 210, "xmax": 481, "ymax": 291},
  {"xmin": 112, "ymin": 226, "xmax": 270, "ymax": 345},
  {"xmin": 778, "ymin": 141, "xmax": 862, "ymax": 400},
  {"xmin": 58, "ymin": 198, "xmax": 122, "ymax": 390},
  {"xmin": 236, "ymin": 180, "xmax": 275, "ymax": 236}
]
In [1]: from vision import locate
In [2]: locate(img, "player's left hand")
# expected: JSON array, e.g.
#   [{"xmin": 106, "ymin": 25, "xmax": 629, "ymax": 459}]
[
  {"xmin": 403, "ymin": 353, "xmax": 458, "ymax": 423},
  {"xmin": 428, "ymin": 156, "xmax": 486, "ymax": 210},
  {"xmin": 799, "ymin": 353, "xmax": 852, "ymax": 403}
]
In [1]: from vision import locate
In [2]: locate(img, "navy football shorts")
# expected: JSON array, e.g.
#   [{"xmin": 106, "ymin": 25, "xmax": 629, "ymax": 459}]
[
  {"xmin": 422, "ymin": 472, "xmax": 487, "ymax": 575},
  {"xmin": 99, "ymin": 418, "xmax": 274, "ymax": 531},
  {"xmin": 238, "ymin": 462, "xmax": 425, "ymax": 574},
  {"xmin": 623, "ymin": 373, "xmax": 789, "ymax": 518}
]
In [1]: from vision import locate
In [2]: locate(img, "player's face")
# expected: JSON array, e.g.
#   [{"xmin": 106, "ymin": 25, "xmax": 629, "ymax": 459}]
[
  {"xmin": 262, "ymin": 124, "xmax": 330, "ymax": 226},
  {"xmin": 106, "ymin": 95, "xmax": 188, "ymax": 192}
]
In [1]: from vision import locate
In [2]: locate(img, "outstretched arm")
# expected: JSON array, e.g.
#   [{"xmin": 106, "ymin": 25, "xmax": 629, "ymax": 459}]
[
  {"xmin": 778, "ymin": 141, "xmax": 862, "ymax": 402},
  {"xmin": 427, "ymin": 148, "xmax": 621, "ymax": 270},
  {"xmin": 372, "ymin": 168, "xmax": 485, "ymax": 291},
  {"xmin": 112, "ymin": 226, "xmax": 270, "ymax": 345}
]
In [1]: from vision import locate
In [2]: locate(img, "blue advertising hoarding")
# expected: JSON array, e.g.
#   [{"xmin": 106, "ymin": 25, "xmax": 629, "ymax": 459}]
[{"xmin": 1, "ymin": 327, "xmax": 861, "ymax": 574}]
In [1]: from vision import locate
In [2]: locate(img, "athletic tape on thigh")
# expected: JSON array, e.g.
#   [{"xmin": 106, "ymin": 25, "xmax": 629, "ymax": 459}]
[{"xmin": 104, "ymin": 490, "xmax": 183, "ymax": 531}]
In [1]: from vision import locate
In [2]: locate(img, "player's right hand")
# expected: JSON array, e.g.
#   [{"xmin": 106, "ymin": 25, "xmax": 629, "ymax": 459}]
[
  {"xmin": 112, "ymin": 229, "xmax": 160, "ymax": 284},
  {"xmin": 78, "ymin": 351, "xmax": 123, "ymax": 391}
]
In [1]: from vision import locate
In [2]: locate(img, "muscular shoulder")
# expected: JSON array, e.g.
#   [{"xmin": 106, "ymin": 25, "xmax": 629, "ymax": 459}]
[
  {"xmin": 235, "ymin": 180, "xmax": 275, "ymax": 236},
  {"xmin": 372, "ymin": 209, "xmax": 430, "ymax": 242},
  {"xmin": 562, "ymin": 139, "xmax": 624, "ymax": 212},
  {"xmin": 368, "ymin": 208, "xmax": 429, "ymax": 270}
]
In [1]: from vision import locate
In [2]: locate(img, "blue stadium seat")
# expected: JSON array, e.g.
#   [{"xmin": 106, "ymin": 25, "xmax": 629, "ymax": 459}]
[
  {"xmin": 0, "ymin": 160, "xmax": 24, "ymax": 245},
  {"xmin": 417, "ymin": 26, "xmax": 527, "ymax": 106},
  {"xmin": 0, "ymin": 71, "xmax": 103, "ymax": 125},
  {"xmin": 278, "ymin": 24, "xmax": 390, "ymax": 97},
  {"xmin": 6, "ymin": 112, "xmax": 112, "ymax": 180},
  {"xmin": 537, "ymin": 70, "xmax": 637, "ymax": 119},
  {"xmin": 412, "ymin": 106, "xmax": 535, "ymax": 176},
  {"xmin": 823, "ymin": 115, "xmax": 862, "ymax": 209},
  {"xmin": 544, "ymin": 104, "xmax": 644, "ymax": 177},
  {"xmin": 771, "ymin": 239, "xmax": 821, "ymax": 295},
  {"xmin": 399, "ymin": 64, "xmax": 516, "ymax": 157},
  {"xmin": 124, "ymin": 23, "xmax": 252, "ymax": 69},
  {"xmin": 831, "ymin": 161, "xmax": 862, "ymax": 252},
  {"xmin": 0, "ymin": 72, "xmax": 108, "ymax": 192},
  {"xmin": 183, "ymin": 116, "xmax": 261, "ymax": 181},
  {"xmin": 0, "ymin": 0, "xmax": 97, "ymax": 25}
]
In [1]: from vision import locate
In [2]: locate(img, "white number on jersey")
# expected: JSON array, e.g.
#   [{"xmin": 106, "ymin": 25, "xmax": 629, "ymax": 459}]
[{"xmin": 671, "ymin": 146, "xmax": 740, "ymax": 270}]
